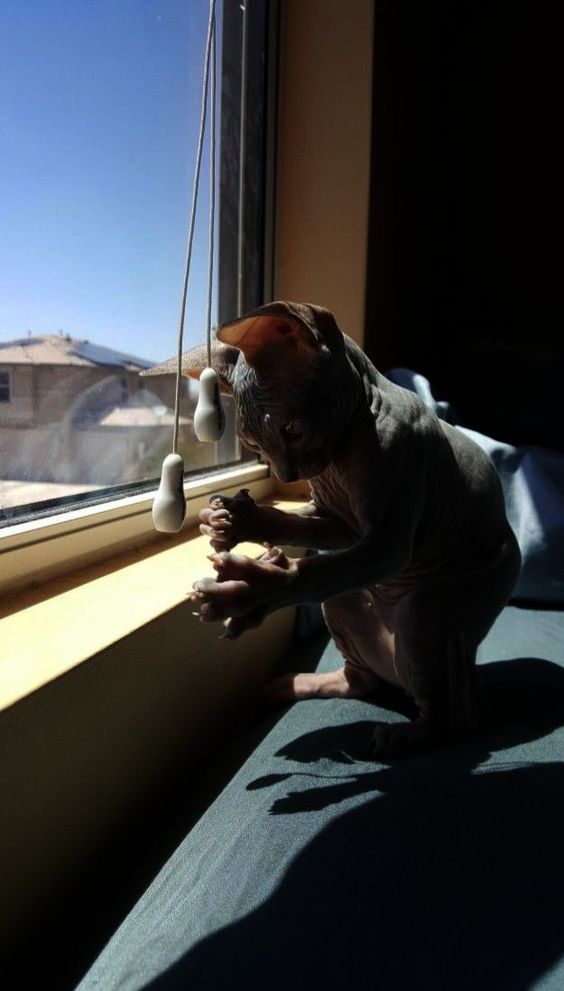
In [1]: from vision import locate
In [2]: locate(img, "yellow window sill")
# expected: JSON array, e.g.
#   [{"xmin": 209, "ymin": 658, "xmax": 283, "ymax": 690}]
[
  {"xmin": 0, "ymin": 497, "xmax": 308, "ymax": 944},
  {"xmin": 0, "ymin": 499, "xmax": 306, "ymax": 714}
]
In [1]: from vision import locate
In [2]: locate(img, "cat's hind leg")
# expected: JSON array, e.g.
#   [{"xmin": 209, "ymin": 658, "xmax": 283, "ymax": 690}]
[
  {"xmin": 265, "ymin": 589, "xmax": 394, "ymax": 702},
  {"xmin": 370, "ymin": 586, "xmax": 492, "ymax": 760}
]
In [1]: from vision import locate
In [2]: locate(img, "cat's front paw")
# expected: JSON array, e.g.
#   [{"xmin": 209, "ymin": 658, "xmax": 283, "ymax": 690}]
[
  {"xmin": 190, "ymin": 546, "xmax": 296, "ymax": 638},
  {"xmin": 198, "ymin": 488, "xmax": 264, "ymax": 551}
]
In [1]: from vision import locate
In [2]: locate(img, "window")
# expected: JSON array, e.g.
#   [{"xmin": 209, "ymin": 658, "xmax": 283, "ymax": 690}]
[
  {"xmin": 0, "ymin": 372, "xmax": 10, "ymax": 404},
  {"xmin": 0, "ymin": 0, "xmax": 274, "ymax": 532}
]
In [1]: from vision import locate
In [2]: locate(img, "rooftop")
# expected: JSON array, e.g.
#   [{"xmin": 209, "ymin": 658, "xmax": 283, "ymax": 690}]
[{"xmin": 0, "ymin": 335, "xmax": 154, "ymax": 371}]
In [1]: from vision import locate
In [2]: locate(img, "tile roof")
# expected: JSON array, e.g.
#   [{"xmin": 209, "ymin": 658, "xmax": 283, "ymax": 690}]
[{"xmin": 0, "ymin": 334, "xmax": 152, "ymax": 370}]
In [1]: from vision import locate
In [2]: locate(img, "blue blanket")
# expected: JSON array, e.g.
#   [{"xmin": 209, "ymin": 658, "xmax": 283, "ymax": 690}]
[{"xmin": 387, "ymin": 369, "xmax": 564, "ymax": 604}]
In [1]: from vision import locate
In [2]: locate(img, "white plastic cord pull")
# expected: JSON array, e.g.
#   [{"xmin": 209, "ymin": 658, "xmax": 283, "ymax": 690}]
[
  {"xmin": 152, "ymin": 0, "xmax": 222, "ymax": 532},
  {"xmin": 194, "ymin": 367, "xmax": 225, "ymax": 441},
  {"xmin": 152, "ymin": 453, "xmax": 187, "ymax": 533}
]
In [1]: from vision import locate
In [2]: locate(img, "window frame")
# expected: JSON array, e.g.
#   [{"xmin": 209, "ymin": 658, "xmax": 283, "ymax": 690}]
[
  {"xmin": 0, "ymin": 0, "xmax": 278, "ymax": 594},
  {"xmin": 0, "ymin": 369, "xmax": 11, "ymax": 404},
  {"xmin": 0, "ymin": 461, "xmax": 271, "ymax": 596}
]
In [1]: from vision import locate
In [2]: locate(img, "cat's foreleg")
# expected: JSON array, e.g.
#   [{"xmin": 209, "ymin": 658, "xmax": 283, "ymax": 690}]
[
  {"xmin": 191, "ymin": 535, "xmax": 409, "ymax": 639},
  {"xmin": 199, "ymin": 488, "xmax": 354, "ymax": 551}
]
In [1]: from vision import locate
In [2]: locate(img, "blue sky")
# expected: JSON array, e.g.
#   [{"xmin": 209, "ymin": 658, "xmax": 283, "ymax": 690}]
[{"xmin": 0, "ymin": 0, "xmax": 218, "ymax": 363}]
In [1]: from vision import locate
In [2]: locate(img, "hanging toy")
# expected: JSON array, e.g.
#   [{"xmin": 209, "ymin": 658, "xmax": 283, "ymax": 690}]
[
  {"xmin": 152, "ymin": 453, "xmax": 187, "ymax": 533},
  {"xmin": 153, "ymin": 0, "xmax": 224, "ymax": 533},
  {"xmin": 193, "ymin": 367, "xmax": 225, "ymax": 441}
]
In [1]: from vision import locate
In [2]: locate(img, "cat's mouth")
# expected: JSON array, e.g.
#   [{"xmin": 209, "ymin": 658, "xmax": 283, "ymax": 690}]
[
  {"xmin": 272, "ymin": 455, "xmax": 329, "ymax": 483},
  {"xmin": 276, "ymin": 467, "xmax": 299, "ymax": 483}
]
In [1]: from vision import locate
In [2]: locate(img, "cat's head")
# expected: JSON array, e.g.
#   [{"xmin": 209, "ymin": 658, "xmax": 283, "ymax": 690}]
[{"xmin": 144, "ymin": 301, "xmax": 359, "ymax": 482}]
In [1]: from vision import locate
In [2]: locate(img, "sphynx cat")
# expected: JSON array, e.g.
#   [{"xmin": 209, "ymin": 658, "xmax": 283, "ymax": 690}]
[{"xmin": 147, "ymin": 301, "xmax": 521, "ymax": 758}]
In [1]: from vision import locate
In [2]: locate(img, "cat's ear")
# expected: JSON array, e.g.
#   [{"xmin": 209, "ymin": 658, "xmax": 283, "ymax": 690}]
[
  {"xmin": 217, "ymin": 300, "xmax": 342, "ymax": 369},
  {"xmin": 140, "ymin": 342, "xmax": 239, "ymax": 395}
]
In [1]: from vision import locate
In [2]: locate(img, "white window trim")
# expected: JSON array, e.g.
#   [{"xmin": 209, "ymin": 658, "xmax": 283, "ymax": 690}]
[{"xmin": 0, "ymin": 461, "xmax": 272, "ymax": 596}]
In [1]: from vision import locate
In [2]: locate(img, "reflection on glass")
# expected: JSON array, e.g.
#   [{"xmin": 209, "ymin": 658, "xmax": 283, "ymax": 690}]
[{"xmin": 0, "ymin": 332, "xmax": 250, "ymax": 520}]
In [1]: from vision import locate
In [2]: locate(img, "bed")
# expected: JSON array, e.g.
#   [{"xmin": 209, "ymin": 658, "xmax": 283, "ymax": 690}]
[{"xmin": 77, "ymin": 373, "xmax": 564, "ymax": 991}]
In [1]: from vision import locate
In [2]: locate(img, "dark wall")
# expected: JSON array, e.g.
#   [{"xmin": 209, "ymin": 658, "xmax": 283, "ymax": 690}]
[{"xmin": 365, "ymin": 1, "xmax": 561, "ymax": 449}]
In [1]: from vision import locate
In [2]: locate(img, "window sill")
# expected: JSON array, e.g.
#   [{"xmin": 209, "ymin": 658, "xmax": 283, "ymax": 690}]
[
  {"xmin": 0, "ymin": 497, "xmax": 308, "ymax": 944},
  {"xmin": 0, "ymin": 496, "xmax": 306, "ymax": 714},
  {"xmin": 0, "ymin": 461, "xmax": 271, "ymax": 597}
]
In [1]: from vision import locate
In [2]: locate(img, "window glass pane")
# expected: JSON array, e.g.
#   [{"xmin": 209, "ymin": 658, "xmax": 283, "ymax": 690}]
[
  {"xmin": 0, "ymin": 0, "xmax": 265, "ymax": 526},
  {"xmin": 0, "ymin": 372, "xmax": 11, "ymax": 403}
]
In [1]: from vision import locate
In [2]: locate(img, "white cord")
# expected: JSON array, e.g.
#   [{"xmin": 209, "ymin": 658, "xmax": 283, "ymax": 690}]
[
  {"xmin": 206, "ymin": 14, "xmax": 216, "ymax": 371},
  {"xmin": 152, "ymin": 0, "xmax": 218, "ymax": 532},
  {"xmin": 173, "ymin": 0, "xmax": 217, "ymax": 455}
]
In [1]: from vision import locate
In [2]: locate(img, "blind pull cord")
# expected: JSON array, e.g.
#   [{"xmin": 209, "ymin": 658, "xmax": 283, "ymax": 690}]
[{"xmin": 153, "ymin": 0, "xmax": 225, "ymax": 534}]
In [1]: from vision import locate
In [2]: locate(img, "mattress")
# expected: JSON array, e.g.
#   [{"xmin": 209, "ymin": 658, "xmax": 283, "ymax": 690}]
[{"xmin": 78, "ymin": 604, "xmax": 564, "ymax": 990}]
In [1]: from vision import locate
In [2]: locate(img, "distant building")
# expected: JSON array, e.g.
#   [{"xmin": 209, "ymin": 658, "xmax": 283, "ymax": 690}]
[
  {"xmin": 0, "ymin": 333, "xmax": 176, "ymax": 427},
  {"xmin": 0, "ymin": 333, "xmax": 195, "ymax": 490}
]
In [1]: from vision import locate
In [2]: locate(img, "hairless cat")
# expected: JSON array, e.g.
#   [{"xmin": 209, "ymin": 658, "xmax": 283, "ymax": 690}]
[{"xmin": 145, "ymin": 301, "xmax": 521, "ymax": 758}]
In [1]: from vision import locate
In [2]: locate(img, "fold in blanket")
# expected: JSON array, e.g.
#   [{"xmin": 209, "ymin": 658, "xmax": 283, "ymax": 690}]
[{"xmin": 387, "ymin": 369, "xmax": 564, "ymax": 604}]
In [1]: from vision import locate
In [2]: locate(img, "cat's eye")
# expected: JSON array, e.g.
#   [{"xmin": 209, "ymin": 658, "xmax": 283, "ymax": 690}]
[{"xmin": 282, "ymin": 420, "xmax": 303, "ymax": 442}]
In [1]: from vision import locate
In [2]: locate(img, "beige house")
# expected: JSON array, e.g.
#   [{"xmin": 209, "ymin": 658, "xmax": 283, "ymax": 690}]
[{"xmin": 0, "ymin": 334, "xmax": 196, "ymax": 495}]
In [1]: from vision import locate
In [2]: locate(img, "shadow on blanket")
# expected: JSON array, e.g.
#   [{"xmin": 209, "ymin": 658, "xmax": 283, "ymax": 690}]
[{"xmin": 146, "ymin": 656, "xmax": 564, "ymax": 991}]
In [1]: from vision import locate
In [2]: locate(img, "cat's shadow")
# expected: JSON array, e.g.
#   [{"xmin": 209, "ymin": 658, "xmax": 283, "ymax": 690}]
[
  {"xmin": 247, "ymin": 656, "xmax": 564, "ymax": 814},
  {"xmin": 147, "ymin": 655, "xmax": 564, "ymax": 991}
]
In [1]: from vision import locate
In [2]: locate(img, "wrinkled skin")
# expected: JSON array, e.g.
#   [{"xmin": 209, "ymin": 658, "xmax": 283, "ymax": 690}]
[{"xmin": 145, "ymin": 301, "xmax": 521, "ymax": 759}]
